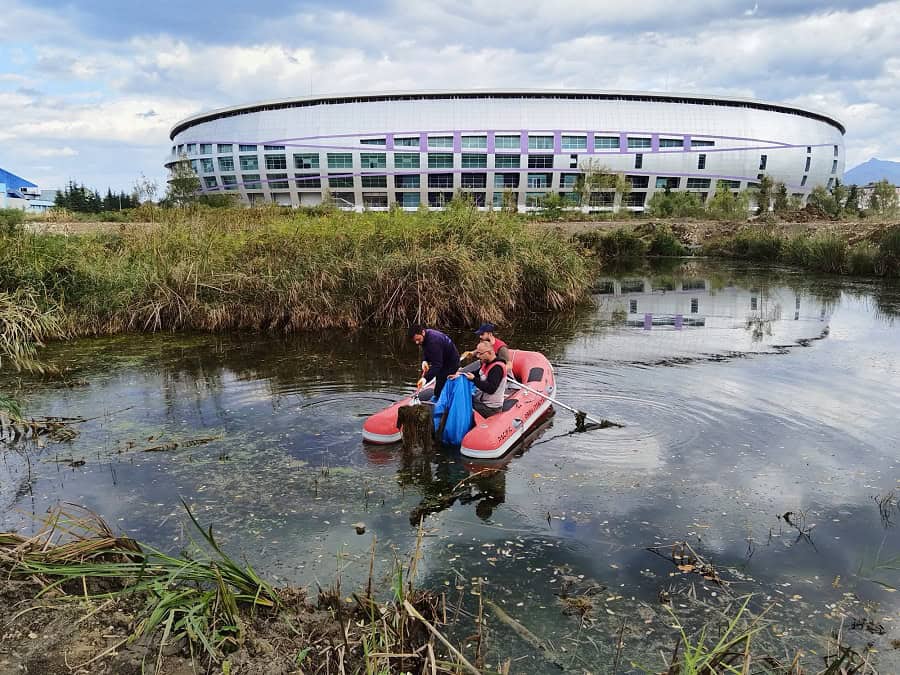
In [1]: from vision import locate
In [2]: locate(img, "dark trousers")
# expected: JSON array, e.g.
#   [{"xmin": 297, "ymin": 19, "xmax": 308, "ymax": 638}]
[{"xmin": 473, "ymin": 400, "xmax": 501, "ymax": 418}]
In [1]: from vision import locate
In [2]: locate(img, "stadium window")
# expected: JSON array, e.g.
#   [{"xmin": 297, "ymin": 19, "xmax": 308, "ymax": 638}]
[
  {"xmin": 525, "ymin": 192, "xmax": 547, "ymax": 207},
  {"xmin": 217, "ymin": 144, "xmax": 232, "ymax": 153},
  {"xmin": 494, "ymin": 135, "xmax": 520, "ymax": 149},
  {"xmin": 361, "ymin": 175, "xmax": 387, "ymax": 188},
  {"xmin": 698, "ymin": 154, "xmax": 707, "ymax": 170},
  {"xmin": 428, "ymin": 192, "xmax": 453, "ymax": 207},
  {"xmin": 361, "ymin": 153, "xmax": 386, "ymax": 169},
  {"xmin": 801, "ymin": 175, "xmax": 808, "ymax": 187},
  {"xmin": 294, "ymin": 153, "xmax": 319, "ymax": 169},
  {"xmin": 294, "ymin": 174, "xmax": 321, "ymax": 188},
  {"xmin": 239, "ymin": 155, "xmax": 258, "ymax": 171},
  {"xmin": 686, "ymin": 178, "xmax": 710, "ymax": 189},
  {"xmin": 834, "ymin": 145, "xmax": 839, "ymax": 157},
  {"xmin": 589, "ymin": 192, "xmax": 614, "ymax": 207},
  {"xmin": 186, "ymin": 143, "xmax": 196, "ymax": 154},
  {"xmin": 716, "ymin": 179, "xmax": 741, "ymax": 190},
  {"xmin": 759, "ymin": 154, "xmax": 767, "ymax": 170},
  {"xmin": 629, "ymin": 300, "xmax": 638, "ymax": 313},
  {"xmin": 527, "ymin": 154, "xmax": 553, "ymax": 169},
  {"xmin": 394, "ymin": 174, "xmax": 420, "ymax": 188},
  {"xmin": 221, "ymin": 175, "xmax": 237, "ymax": 189},
  {"xmin": 626, "ymin": 175, "xmax": 649, "ymax": 189},
  {"xmin": 528, "ymin": 135, "xmax": 554, "ymax": 150},
  {"xmin": 461, "ymin": 173, "xmax": 487, "ymax": 189},
  {"xmin": 659, "ymin": 138, "xmax": 683, "ymax": 148},
  {"xmin": 595, "ymin": 136, "xmax": 618, "ymax": 149},
  {"xmin": 201, "ymin": 158, "xmax": 214, "ymax": 173},
  {"xmin": 396, "ymin": 192, "xmax": 420, "ymax": 207},
  {"xmin": 634, "ymin": 153, "xmax": 643, "ymax": 169},
  {"xmin": 526, "ymin": 173, "xmax": 551, "ymax": 189},
  {"xmin": 360, "ymin": 138, "xmax": 386, "ymax": 146},
  {"xmin": 428, "ymin": 136, "xmax": 453, "ymax": 148},
  {"xmin": 428, "ymin": 153, "xmax": 454, "ymax": 169},
  {"xmin": 327, "ymin": 153, "xmax": 353, "ymax": 169},
  {"xmin": 218, "ymin": 157, "xmax": 234, "ymax": 172},
  {"xmin": 831, "ymin": 160, "xmax": 838, "ymax": 174},
  {"xmin": 570, "ymin": 154, "xmax": 578, "ymax": 169},
  {"xmin": 494, "ymin": 173, "xmax": 519, "ymax": 188},
  {"xmin": 690, "ymin": 298, "xmax": 699, "ymax": 314},
  {"xmin": 362, "ymin": 193, "xmax": 388, "ymax": 208},
  {"xmin": 461, "ymin": 135, "xmax": 487, "ymax": 149},
  {"xmin": 804, "ymin": 156, "xmax": 811, "ymax": 172},
  {"xmin": 332, "ymin": 192, "xmax": 355, "ymax": 206},
  {"xmin": 264, "ymin": 145, "xmax": 285, "ymax": 151},
  {"xmin": 242, "ymin": 174, "xmax": 261, "ymax": 190},
  {"xmin": 827, "ymin": 177, "xmax": 834, "ymax": 188},
  {"xmin": 560, "ymin": 173, "xmax": 579, "ymax": 188},
  {"xmin": 750, "ymin": 297, "xmax": 758, "ymax": 311},
  {"xmin": 463, "ymin": 192, "xmax": 486, "ymax": 207},
  {"xmin": 204, "ymin": 176, "xmax": 217, "ymax": 189},
  {"xmin": 265, "ymin": 155, "xmax": 287, "ymax": 170},
  {"xmin": 627, "ymin": 137, "xmax": 651, "ymax": 149},
  {"xmin": 461, "ymin": 153, "xmax": 487, "ymax": 168},
  {"xmin": 561, "ymin": 135, "xmax": 587, "ymax": 150},
  {"xmin": 177, "ymin": 144, "xmax": 183, "ymax": 154},
  {"xmin": 239, "ymin": 144, "xmax": 257, "ymax": 152},
  {"xmin": 807, "ymin": 146, "xmax": 811, "ymax": 153},
  {"xmin": 267, "ymin": 173, "xmax": 289, "ymax": 189},
  {"xmin": 691, "ymin": 140, "xmax": 715, "ymax": 147},
  {"xmin": 624, "ymin": 192, "xmax": 646, "ymax": 207},
  {"xmin": 394, "ymin": 153, "xmax": 420, "ymax": 169},
  {"xmin": 655, "ymin": 177, "xmax": 679, "ymax": 189},
  {"xmin": 494, "ymin": 155, "xmax": 520, "ymax": 168},
  {"xmin": 199, "ymin": 144, "xmax": 212, "ymax": 154},
  {"xmin": 328, "ymin": 175, "xmax": 354, "ymax": 188},
  {"xmin": 394, "ymin": 137, "xmax": 419, "ymax": 146},
  {"xmin": 428, "ymin": 173, "xmax": 454, "ymax": 188}
]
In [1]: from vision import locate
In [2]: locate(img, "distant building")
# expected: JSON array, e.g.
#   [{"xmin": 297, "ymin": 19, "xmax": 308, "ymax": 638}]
[
  {"xmin": 858, "ymin": 181, "xmax": 900, "ymax": 209},
  {"xmin": 0, "ymin": 167, "xmax": 54, "ymax": 212}
]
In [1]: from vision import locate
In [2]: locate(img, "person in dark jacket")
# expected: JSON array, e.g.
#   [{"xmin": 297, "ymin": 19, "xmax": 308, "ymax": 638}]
[{"xmin": 408, "ymin": 325, "xmax": 460, "ymax": 398}]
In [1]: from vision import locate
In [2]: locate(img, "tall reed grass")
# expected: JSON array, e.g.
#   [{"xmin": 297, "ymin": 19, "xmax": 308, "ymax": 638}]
[{"xmin": 0, "ymin": 204, "xmax": 590, "ymax": 341}]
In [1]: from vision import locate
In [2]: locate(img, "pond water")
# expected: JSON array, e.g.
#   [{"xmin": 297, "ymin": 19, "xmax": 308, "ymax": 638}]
[{"xmin": 3, "ymin": 260, "xmax": 900, "ymax": 672}]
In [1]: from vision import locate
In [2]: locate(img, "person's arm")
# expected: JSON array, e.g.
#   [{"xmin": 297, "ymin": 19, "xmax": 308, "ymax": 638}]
[
  {"xmin": 496, "ymin": 345, "xmax": 510, "ymax": 363},
  {"xmin": 471, "ymin": 364, "xmax": 503, "ymax": 394}
]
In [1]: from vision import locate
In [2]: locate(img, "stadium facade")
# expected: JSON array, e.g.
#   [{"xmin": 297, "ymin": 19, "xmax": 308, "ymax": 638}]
[{"xmin": 167, "ymin": 90, "xmax": 845, "ymax": 211}]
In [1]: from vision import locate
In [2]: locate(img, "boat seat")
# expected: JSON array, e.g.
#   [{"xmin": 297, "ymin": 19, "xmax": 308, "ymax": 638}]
[
  {"xmin": 502, "ymin": 398, "xmax": 517, "ymax": 412},
  {"xmin": 526, "ymin": 367, "xmax": 544, "ymax": 383}
]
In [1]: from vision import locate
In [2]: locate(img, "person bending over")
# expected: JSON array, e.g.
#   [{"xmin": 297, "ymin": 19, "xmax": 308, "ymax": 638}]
[
  {"xmin": 408, "ymin": 324, "xmax": 460, "ymax": 399},
  {"xmin": 451, "ymin": 343, "xmax": 507, "ymax": 418},
  {"xmin": 461, "ymin": 322, "xmax": 510, "ymax": 364}
]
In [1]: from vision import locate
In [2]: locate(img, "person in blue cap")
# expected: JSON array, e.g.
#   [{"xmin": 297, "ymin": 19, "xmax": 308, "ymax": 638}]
[
  {"xmin": 407, "ymin": 324, "xmax": 460, "ymax": 398},
  {"xmin": 462, "ymin": 323, "xmax": 509, "ymax": 364}
]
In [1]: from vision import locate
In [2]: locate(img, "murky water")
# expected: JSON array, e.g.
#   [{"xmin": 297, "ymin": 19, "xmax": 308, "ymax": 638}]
[{"xmin": 3, "ymin": 260, "xmax": 900, "ymax": 672}]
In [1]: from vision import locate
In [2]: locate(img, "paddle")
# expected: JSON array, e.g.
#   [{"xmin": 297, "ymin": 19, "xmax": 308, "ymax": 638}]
[{"xmin": 507, "ymin": 374, "xmax": 605, "ymax": 428}]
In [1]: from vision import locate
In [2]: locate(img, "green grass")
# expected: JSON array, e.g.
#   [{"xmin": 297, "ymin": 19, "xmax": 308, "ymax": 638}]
[{"xmin": 0, "ymin": 203, "xmax": 590, "ymax": 339}]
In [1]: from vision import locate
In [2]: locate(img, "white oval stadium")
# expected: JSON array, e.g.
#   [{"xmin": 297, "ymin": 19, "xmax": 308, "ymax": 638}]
[{"xmin": 167, "ymin": 90, "xmax": 845, "ymax": 211}]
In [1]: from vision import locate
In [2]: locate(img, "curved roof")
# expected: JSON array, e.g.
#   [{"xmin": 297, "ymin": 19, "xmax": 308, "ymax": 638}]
[{"xmin": 170, "ymin": 89, "xmax": 845, "ymax": 140}]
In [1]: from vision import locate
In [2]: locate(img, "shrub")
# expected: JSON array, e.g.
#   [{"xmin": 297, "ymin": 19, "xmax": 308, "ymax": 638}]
[
  {"xmin": 878, "ymin": 225, "xmax": 900, "ymax": 274},
  {"xmin": 847, "ymin": 241, "xmax": 879, "ymax": 276},
  {"xmin": 647, "ymin": 226, "xmax": 687, "ymax": 256},
  {"xmin": 781, "ymin": 235, "xmax": 810, "ymax": 266},
  {"xmin": 575, "ymin": 228, "xmax": 646, "ymax": 262},
  {"xmin": 0, "ymin": 208, "xmax": 25, "ymax": 235},
  {"xmin": 805, "ymin": 235, "xmax": 847, "ymax": 274}
]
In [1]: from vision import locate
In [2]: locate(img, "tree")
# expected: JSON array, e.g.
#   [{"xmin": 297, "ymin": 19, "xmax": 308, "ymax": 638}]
[
  {"xmin": 166, "ymin": 155, "xmax": 201, "ymax": 206},
  {"xmin": 845, "ymin": 185, "xmax": 860, "ymax": 215},
  {"xmin": 707, "ymin": 182, "xmax": 750, "ymax": 220},
  {"xmin": 830, "ymin": 179, "xmax": 849, "ymax": 219},
  {"xmin": 753, "ymin": 175, "xmax": 775, "ymax": 216},
  {"xmin": 572, "ymin": 159, "xmax": 630, "ymax": 210},
  {"xmin": 646, "ymin": 189, "xmax": 704, "ymax": 218},
  {"xmin": 133, "ymin": 173, "xmax": 159, "ymax": 205},
  {"xmin": 773, "ymin": 182, "xmax": 790, "ymax": 214},
  {"xmin": 867, "ymin": 179, "xmax": 899, "ymax": 218}
]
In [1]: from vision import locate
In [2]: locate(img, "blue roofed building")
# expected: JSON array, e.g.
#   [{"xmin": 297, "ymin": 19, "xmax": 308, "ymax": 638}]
[{"xmin": 0, "ymin": 167, "xmax": 55, "ymax": 212}]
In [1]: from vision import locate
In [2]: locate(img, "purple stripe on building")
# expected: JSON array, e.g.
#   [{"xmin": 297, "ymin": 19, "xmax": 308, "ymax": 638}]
[
  {"xmin": 553, "ymin": 132, "xmax": 561, "ymax": 154},
  {"xmin": 385, "ymin": 134, "xmax": 394, "ymax": 151},
  {"xmin": 651, "ymin": 134, "xmax": 660, "ymax": 152},
  {"xmin": 619, "ymin": 134, "xmax": 628, "ymax": 153},
  {"xmin": 520, "ymin": 131, "xmax": 528, "ymax": 155},
  {"xmin": 486, "ymin": 132, "xmax": 495, "ymax": 154},
  {"xmin": 452, "ymin": 132, "xmax": 461, "ymax": 153},
  {"xmin": 586, "ymin": 133, "xmax": 595, "ymax": 154},
  {"xmin": 419, "ymin": 133, "xmax": 427, "ymax": 152}
]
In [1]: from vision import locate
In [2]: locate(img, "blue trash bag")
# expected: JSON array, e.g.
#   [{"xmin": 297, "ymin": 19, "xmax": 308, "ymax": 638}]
[{"xmin": 432, "ymin": 376, "xmax": 474, "ymax": 445}]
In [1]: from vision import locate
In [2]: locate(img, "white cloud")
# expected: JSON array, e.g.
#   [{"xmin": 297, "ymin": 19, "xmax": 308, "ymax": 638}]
[
  {"xmin": 31, "ymin": 146, "xmax": 78, "ymax": 158},
  {"xmin": 2, "ymin": 0, "xmax": 899, "ymax": 189}
]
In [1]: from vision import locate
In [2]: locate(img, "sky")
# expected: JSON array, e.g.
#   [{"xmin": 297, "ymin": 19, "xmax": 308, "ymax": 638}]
[{"xmin": 1, "ymin": 0, "xmax": 899, "ymax": 193}]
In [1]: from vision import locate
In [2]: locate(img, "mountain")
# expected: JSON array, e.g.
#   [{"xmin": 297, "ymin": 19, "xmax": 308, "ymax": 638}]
[{"xmin": 843, "ymin": 158, "xmax": 900, "ymax": 186}]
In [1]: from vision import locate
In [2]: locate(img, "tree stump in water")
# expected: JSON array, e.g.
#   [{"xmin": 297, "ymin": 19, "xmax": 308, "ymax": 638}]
[{"xmin": 397, "ymin": 404, "xmax": 434, "ymax": 451}]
